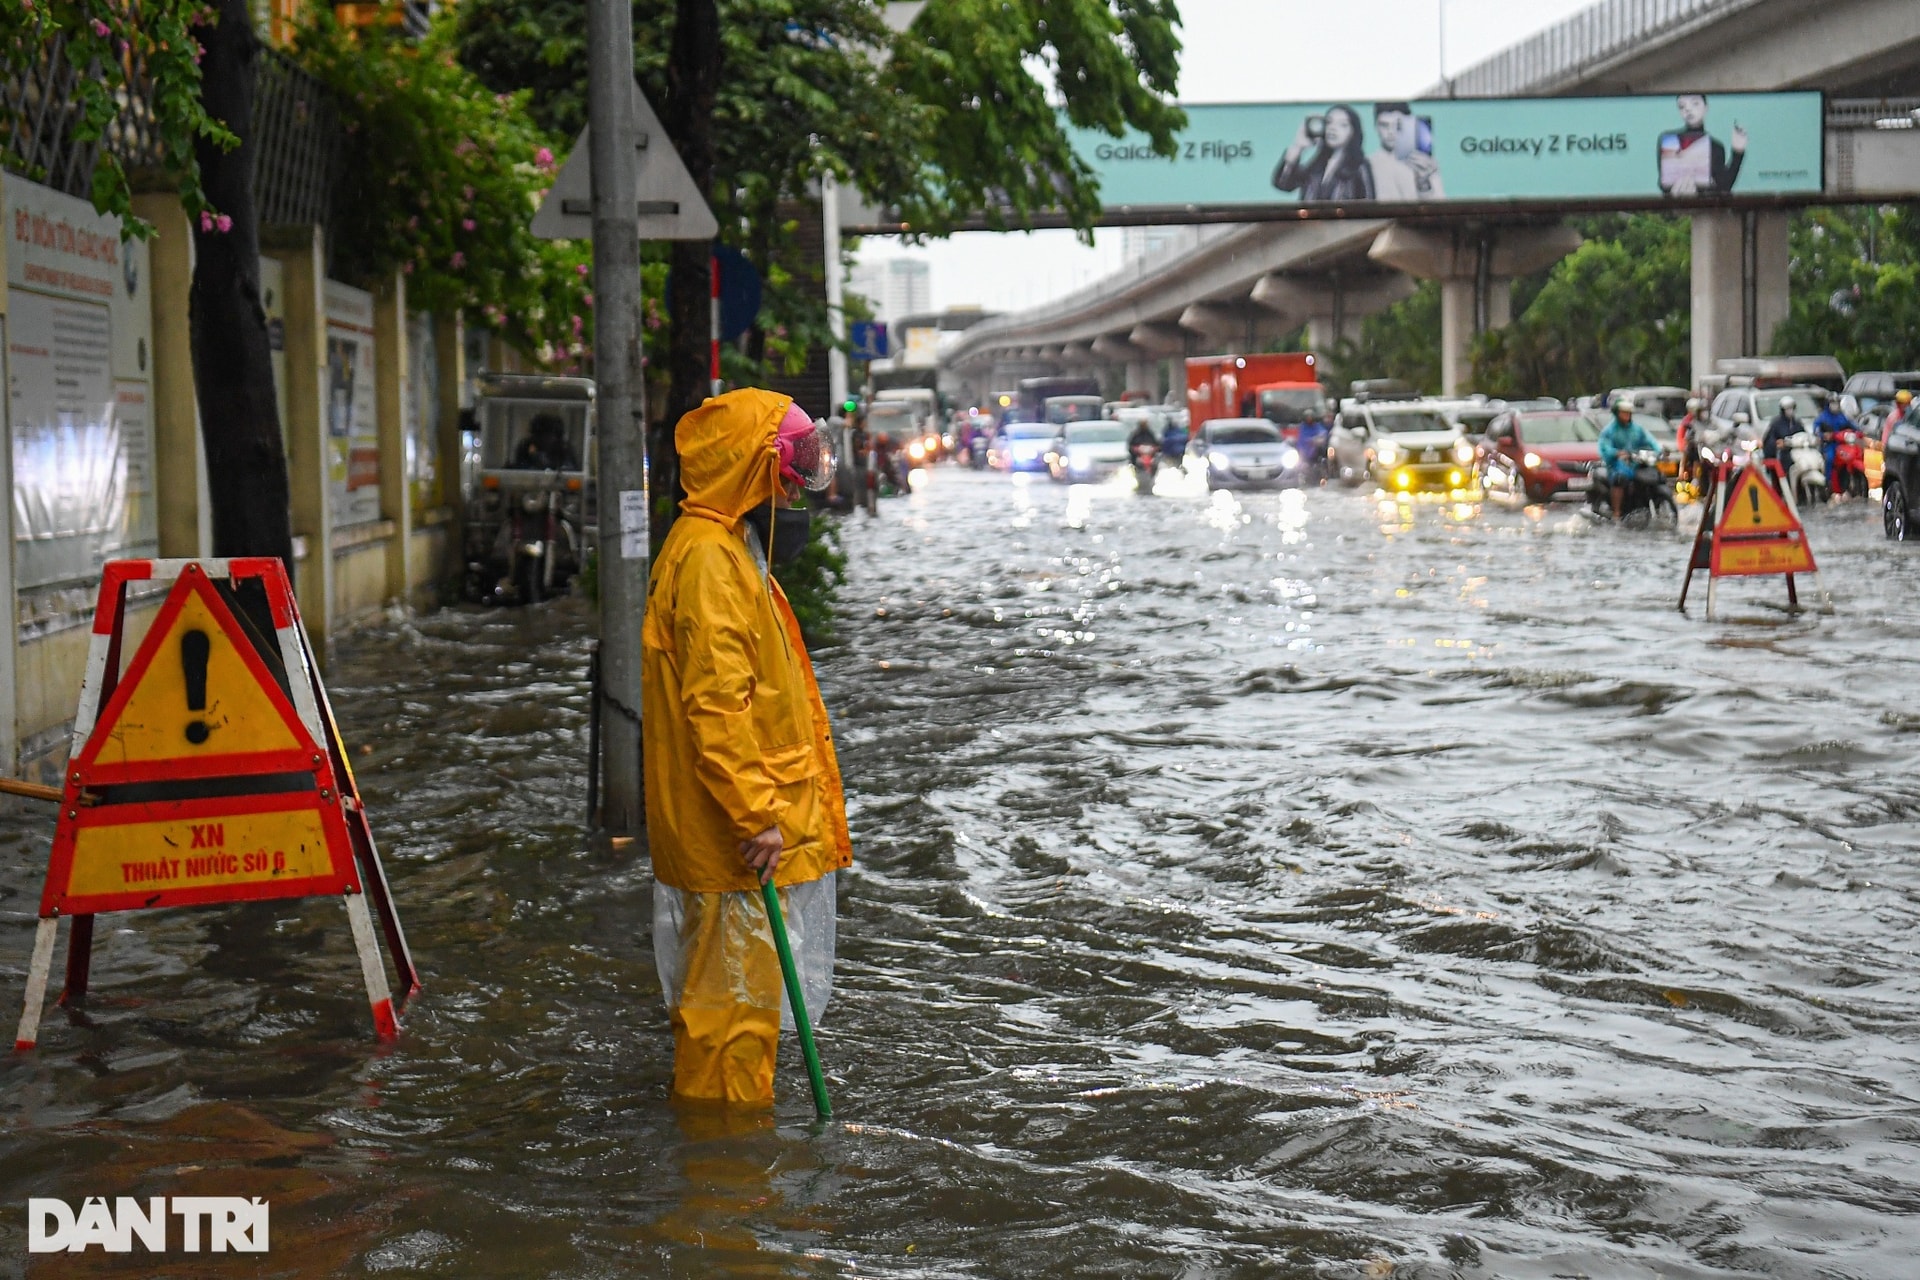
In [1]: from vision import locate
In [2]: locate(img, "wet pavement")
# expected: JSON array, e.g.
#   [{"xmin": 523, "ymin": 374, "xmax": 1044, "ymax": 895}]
[{"xmin": 3, "ymin": 465, "xmax": 1919, "ymax": 1278}]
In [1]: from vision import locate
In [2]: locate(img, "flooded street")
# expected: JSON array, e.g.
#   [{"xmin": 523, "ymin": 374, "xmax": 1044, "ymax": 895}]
[{"xmin": 4, "ymin": 467, "xmax": 1920, "ymax": 1277}]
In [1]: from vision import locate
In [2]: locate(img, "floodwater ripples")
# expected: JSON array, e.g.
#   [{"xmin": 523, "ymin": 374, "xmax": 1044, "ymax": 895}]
[{"xmin": 0, "ymin": 468, "xmax": 1916, "ymax": 1276}]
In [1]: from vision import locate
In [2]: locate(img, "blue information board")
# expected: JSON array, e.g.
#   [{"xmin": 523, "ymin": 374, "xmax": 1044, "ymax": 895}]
[{"xmin": 849, "ymin": 321, "xmax": 889, "ymax": 361}]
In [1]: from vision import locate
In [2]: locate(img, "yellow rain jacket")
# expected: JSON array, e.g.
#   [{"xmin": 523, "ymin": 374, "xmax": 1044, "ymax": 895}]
[{"xmin": 641, "ymin": 389, "xmax": 851, "ymax": 1103}]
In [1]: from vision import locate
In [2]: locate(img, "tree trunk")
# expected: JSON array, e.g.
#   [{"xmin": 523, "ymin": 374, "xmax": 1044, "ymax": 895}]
[
  {"xmin": 189, "ymin": 0, "xmax": 293, "ymax": 575},
  {"xmin": 658, "ymin": 0, "xmax": 721, "ymax": 551}
]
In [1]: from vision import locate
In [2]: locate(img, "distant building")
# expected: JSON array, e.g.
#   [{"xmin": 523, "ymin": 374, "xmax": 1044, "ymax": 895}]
[{"xmin": 849, "ymin": 257, "xmax": 932, "ymax": 325}]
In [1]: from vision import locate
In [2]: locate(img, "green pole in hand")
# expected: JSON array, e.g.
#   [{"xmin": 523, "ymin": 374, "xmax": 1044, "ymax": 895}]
[{"xmin": 761, "ymin": 880, "xmax": 832, "ymax": 1119}]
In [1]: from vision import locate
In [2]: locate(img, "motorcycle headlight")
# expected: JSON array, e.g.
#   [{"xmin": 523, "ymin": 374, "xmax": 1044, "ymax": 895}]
[
  {"xmin": 1376, "ymin": 442, "xmax": 1401, "ymax": 466},
  {"xmin": 521, "ymin": 493, "xmax": 544, "ymax": 514},
  {"xmin": 1280, "ymin": 445, "xmax": 1301, "ymax": 470},
  {"xmin": 1453, "ymin": 440, "xmax": 1474, "ymax": 464}
]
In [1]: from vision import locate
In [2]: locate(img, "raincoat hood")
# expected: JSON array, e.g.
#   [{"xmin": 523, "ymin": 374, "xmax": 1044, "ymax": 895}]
[{"xmin": 677, "ymin": 388, "xmax": 789, "ymax": 523}]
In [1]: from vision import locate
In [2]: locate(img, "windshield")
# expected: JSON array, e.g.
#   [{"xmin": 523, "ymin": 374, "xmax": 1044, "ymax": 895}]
[
  {"xmin": 1518, "ymin": 413, "xmax": 1600, "ymax": 444},
  {"xmin": 1257, "ymin": 389, "xmax": 1327, "ymax": 425},
  {"xmin": 1004, "ymin": 423, "xmax": 1055, "ymax": 440},
  {"xmin": 868, "ymin": 405, "xmax": 918, "ymax": 432},
  {"xmin": 1045, "ymin": 397, "xmax": 1103, "ymax": 425},
  {"xmin": 1210, "ymin": 424, "xmax": 1282, "ymax": 446},
  {"xmin": 1370, "ymin": 410, "xmax": 1451, "ymax": 434},
  {"xmin": 1636, "ymin": 415, "xmax": 1675, "ymax": 443},
  {"xmin": 1065, "ymin": 423, "xmax": 1128, "ymax": 445}
]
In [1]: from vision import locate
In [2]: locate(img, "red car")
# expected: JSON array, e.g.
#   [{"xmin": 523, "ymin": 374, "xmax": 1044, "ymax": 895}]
[{"xmin": 1479, "ymin": 409, "xmax": 1602, "ymax": 503}]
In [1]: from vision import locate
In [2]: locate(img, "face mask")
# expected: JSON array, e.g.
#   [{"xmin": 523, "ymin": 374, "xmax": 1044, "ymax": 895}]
[{"xmin": 743, "ymin": 505, "xmax": 812, "ymax": 566}]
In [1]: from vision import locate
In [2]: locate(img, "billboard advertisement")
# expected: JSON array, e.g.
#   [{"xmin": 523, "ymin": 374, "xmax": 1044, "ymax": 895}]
[{"xmin": 1072, "ymin": 92, "xmax": 1822, "ymax": 210}]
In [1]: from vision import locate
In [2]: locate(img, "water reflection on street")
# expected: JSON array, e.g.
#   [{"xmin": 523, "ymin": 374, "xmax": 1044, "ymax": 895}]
[{"xmin": 3, "ymin": 466, "xmax": 1919, "ymax": 1276}]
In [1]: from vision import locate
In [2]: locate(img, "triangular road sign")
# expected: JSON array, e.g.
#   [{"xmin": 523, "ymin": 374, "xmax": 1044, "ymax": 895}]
[
  {"xmin": 1715, "ymin": 465, "xmax": 1802, "ymax": 537},
  {"xmin": 74, "ymin": 571, "xmax": 321, "ymax": 786},
  {"xmin": 532, "ymin": 80, "xmax": 718, "ymax": 241}
]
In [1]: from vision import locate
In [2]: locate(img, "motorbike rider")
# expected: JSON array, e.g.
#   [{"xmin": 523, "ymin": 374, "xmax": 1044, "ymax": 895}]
[
  {"xmin": 1296, "ymin": 407, "xmax": 1333, "ymax": 478},
  {"xmin": 1598, "ymin": 397, "xmax": 1660, "ymax": 520},
  {"xmin": 1160, "ymin": 415, "xmax": 1189, "ymax": 466},
  {"xmin": 1811, "ymin": 390, "xmax": 1852, "ymax": 483},
  {"xmin": 1676, "ymin": 396, "xmax": 1704, "ymax": 481},
  {"xmin": 1126, "ymin": 414, "xmax": 1159, "ymax": 479},
  {"xmin": 1761, "ymin": 394, "xmax": 1803, "ymax": 469},
  {"xmin": 513, "ymin": 413, "xmax": 579, "ymax": 470},
  {"xmin": 1889, "ymin": 389, "xmax": 1914, "ymax": 444}
]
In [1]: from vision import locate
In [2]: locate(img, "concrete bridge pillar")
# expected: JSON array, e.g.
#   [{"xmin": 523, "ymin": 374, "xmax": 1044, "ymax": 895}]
[
  {"xmin": 1369, "ymin": 223, "xmax": 1581, "ymax": 396},
  {"xmin": 1690, "ymin": 210, "xmax": 1790, "ymax": 391},
  {"xmin": 1124, "ymin": 361, "xmax": 1159, "ymax": 397}
]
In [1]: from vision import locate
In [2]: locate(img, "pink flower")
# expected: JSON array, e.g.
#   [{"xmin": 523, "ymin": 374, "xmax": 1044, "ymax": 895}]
[
  {"xmin": 450, "ymin": 251, "xmax": 466, "ymax": 269},
  {"xmin": 214, "ymin": 213, "xmax": 232, "ymax": 233},
  {"xmin": 571, "ymin": 314, "xmax": 583, "ymax": 334},
  {"xmin": 90, "ymin": 18, "xmax": 109, "ymax": 36},
  {"xmin": 463, "ymin": 185, "xmax": 474, "ymax": 201},
  {"xmin": 199, "ymin": 210, "xmax": 213, "ymax": 232},
  {"xmin": 575, "ymin": 263, "xmax": 589, "ymax": 278},
  {"xmin": 534, "ymin": 147, "xmax": 555, "ymax": 169},
  {"xmin": 402, "ymin": 261, "xmax": 414, "ymax": 275},
  {"xmin": 582, "ymin": 293, "xmax": 593, "ymax": 308},
  {"xmin": 462, "ymin": 218, "xmax": 475, "ymax": 232}
]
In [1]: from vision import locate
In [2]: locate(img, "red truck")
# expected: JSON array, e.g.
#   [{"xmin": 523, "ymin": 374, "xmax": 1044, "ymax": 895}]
[{"xmin": 1185, "ymin": 353, "xmax": 1330, "ymax": 440}]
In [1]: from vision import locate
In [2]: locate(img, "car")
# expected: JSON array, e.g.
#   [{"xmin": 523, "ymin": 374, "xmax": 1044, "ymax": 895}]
[
  {"xmin": 1187, "ymin": 418, "xmax": 1302, "ymax": 490},
  {"xmin": 1881, "ymin": 407, "xmax": 1920, "ymax": 540},
  {"xmin": 989, "ymin": 421, "xmax": 1057, "ymax": 472},
  {"xmin": 1480, "ymin": 408, "xmax": 1601, "ymax": 503},
  {"xmin": 1329, "ymin": 402, "xmax": 1475, "ymax": 491},
  {"xmin": 1047, "ymin": 420, "xmax": 1131, "ymax": 482}
]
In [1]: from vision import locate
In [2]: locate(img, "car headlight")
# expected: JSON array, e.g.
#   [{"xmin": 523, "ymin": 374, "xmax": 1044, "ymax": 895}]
[
  {"xmin": 908, "ymin": 441, "xmax": 926, "ymax": 460},
  {"xmin": 1280, "ymin": 445, "xmax": 1301, "ymax": 469},
  {"xmin": 1376, "ymin": 442, "xmax": 1401, "ymax": 466},
  {"xmin": 1522, "ymin": 452, "xmax": 1542, "ymax": 469},
  {"xmin": 1453, "ymin": 440, "xmax": 1474, "ymax": 464},
  {"xmin": 1210, "ymin": 452, "xmax": 1231, "ymax": 471}
]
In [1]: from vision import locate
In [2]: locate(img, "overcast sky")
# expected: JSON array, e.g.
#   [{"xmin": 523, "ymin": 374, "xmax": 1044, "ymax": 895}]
[{"xmin": 855, "ymin": 0, "xmax": 1599, "ymax": 315}]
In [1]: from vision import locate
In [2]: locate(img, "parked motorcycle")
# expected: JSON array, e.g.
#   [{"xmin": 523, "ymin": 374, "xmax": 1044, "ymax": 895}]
[
  {"xmin": 1587, "ymin": 448, "xmax": 1679, "ymax": 528},
  {"xmin": 1782, "ymin": 429, "xmax": 1829, "ymax": 509},
  {"xmin": 1830, "ymin": 427, "xmax": 1868, "ymax": 499}
]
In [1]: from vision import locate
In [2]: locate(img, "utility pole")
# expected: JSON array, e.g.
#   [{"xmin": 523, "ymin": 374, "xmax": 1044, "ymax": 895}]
[{"xmin": 586, "ymin": 0, "xmax": 644, "ymax": 834}]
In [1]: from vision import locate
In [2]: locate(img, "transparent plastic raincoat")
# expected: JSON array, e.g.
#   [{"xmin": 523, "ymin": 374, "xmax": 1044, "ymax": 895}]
[{"xmin": 641, "ymin": 389, "xmax": 852, "ymax": 1103}]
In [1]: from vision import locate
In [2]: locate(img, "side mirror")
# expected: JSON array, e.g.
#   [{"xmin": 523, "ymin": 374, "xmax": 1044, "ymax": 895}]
[{"xmin": 1733, "ymin": 412, "xmax": 1750, "ymax": 426}]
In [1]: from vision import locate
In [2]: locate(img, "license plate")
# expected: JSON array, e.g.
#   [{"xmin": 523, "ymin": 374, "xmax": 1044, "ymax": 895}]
[
  {"xmin": 1243, "ymin": 467, "xmax": 1269, "ymax": 479},
  {"xmin": 1566, "ymin": 475, "xmax": 1591, "ymax": 490}
]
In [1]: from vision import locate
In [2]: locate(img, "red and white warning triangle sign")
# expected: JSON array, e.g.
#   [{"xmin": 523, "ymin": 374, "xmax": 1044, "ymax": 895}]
[
  {"xmin": 73, "ymin": 570, "xmax": 322, "ymax": 786},
  {"xmin": 1715, "ymin": 465, "xmax": 1802, "ymax": 537}
]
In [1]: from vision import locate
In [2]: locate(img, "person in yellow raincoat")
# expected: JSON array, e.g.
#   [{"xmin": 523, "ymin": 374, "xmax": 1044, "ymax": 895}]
[{"xmin": 642, "ymin": 388, "xmax": 852, "ymax": 1105}]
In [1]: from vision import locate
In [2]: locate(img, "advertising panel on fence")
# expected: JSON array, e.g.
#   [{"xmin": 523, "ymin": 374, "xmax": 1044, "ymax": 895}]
[
  {"xmin": 5, "ymin": 174, "xmax": 156, "ymax": 590},
  {"xmin": 324, "ymin": 280, "xmax": 380, "ymax": 526},
  {"xmin": 1071, "ymin": 92, "xmax": 1823, "ymax": 211}
]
